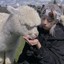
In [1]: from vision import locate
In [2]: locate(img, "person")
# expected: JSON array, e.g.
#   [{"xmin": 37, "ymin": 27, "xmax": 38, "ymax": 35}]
[{"xmin": 17, "ymin": 9, "xmax": 64, "ymax": 64}]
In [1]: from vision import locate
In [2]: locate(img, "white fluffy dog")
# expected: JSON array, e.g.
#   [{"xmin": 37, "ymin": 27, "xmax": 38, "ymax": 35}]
[{"xmin": 0, "ymin": 5, "xmax": 41, "ymax": 64}]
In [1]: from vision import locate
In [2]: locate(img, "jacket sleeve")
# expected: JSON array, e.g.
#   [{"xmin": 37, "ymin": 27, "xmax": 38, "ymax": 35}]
[
  {"xmin": 31, "ymin": 34, "xmax": 55, "ymax": 64},
  {"xmin": 34, "ymin": 47, "xmax": 55, "ymax": 64}
]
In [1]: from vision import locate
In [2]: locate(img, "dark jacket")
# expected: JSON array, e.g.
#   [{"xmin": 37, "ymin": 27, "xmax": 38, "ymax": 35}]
[{"xmin": 18, "ymin": 23, "xmax": 64, "ymax": 64}]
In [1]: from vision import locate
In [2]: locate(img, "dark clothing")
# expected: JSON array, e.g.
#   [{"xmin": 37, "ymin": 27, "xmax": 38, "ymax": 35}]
[{"xmin": 18, "ymin": 23, "xmax": 64, "ymax": 64}]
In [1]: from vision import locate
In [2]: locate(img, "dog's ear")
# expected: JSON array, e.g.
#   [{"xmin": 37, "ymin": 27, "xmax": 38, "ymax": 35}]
[{"xmin": 7, "ymin": 6, "xmax": 20, "ymax": 15}]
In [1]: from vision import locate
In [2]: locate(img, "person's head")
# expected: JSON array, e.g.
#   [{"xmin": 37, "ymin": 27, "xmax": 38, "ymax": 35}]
[{"xmin": 41, "ymin": 10, "xmax": 56, "ymax": 30}]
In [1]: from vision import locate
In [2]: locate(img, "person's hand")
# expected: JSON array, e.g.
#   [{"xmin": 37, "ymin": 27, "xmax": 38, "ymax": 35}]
[
  {"xmin": 23, "ymin": 35, "xmax": 41, "ymax": 48},
  {"xmin": 23, "ymin": 35, "xmax": 39, "ymax": 46}
]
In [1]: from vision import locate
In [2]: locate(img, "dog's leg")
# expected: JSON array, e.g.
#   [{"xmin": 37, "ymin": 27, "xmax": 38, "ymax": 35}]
[
  {"xmin": 5, "ymin": 49, "xmax": 16, "ymax": 64},
  {"xmin": 0, "ymin": 52, "xmax": 4, "ymax": 64}
]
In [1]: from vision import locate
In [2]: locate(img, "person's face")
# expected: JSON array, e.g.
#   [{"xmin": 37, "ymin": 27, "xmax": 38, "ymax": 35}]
[{"xmin": 41, "ymin": 18, "xmax": 54, "ymax": 30}]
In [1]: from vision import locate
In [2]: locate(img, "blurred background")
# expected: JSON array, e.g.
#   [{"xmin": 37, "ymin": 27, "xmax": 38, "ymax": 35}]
[{"xmin": 0, "ymin": 0, "xmax": 63, "ymax": 7}]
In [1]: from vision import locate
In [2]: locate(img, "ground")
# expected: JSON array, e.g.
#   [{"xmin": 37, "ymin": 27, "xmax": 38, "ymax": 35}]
[{"xmin": 15, "ymin": 37, "xmax": 25, "ymax": 62}]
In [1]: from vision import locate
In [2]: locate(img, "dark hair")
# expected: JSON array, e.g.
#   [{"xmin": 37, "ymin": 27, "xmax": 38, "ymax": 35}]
[
  {"xmin": 41, "ymin": 11, "xmax": 55, "ymax": 22},
  {"xmin": 48, "ymin": 11, "xmax": 55, "ymax": 20}
]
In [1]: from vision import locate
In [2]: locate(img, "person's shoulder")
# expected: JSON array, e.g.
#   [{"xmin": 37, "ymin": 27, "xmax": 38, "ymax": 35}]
[
  {"xmin": 37, "ymin": 26, "xmax": 44, "ymax": 34},
  {"xmin": 54, "ymin": 23, "xmax": 64, "ymax": 37},
  {"xmin": 55, "ymin": 23, "xmax": 64, "ymax": 31}
]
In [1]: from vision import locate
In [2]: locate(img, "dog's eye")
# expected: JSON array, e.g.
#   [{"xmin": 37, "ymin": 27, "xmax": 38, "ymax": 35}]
[
  {"xmin": 26, "ymin": 26, "xmax": 31, "ymax": 30},
  {"xmin": 25, "ymin": 24, "xmax": 36, "ymax": 30}
]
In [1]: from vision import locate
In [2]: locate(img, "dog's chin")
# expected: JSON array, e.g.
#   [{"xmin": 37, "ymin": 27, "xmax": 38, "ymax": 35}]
[
  {"xmin": 28, "ymin": 36, "xmax": 37, "ymax": 40},
  {"xmin": 23, "ymin": 35, "xmax": 37, "ymax": 40}
]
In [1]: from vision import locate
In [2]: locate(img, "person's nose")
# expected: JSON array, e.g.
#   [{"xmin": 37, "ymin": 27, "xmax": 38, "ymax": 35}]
[{"xmin": 43, "ymin": 20, "xmax": 47, "ymax": 25}]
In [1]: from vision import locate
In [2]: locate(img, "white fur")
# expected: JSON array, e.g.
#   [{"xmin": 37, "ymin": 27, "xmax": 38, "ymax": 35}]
[
  {"xmin": 50, "ymin": 24, "xmax": 56, "ymax": 36},
  {"xmin": 0, "ymin": 5, "xmax": 41, "ymax": 64},
  {"xmin": 60, "ymin": 15, "xmax": 64, "ymax": 26}
]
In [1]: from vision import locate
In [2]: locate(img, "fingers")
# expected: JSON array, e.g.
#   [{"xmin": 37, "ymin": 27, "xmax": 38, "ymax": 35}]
[
  {"xmin": 23, "ymin": 35, "xmax": 39, "ymax": 46},
  {"xmin": 23, "ymin": 36, "xmax": 32, "ymax": 43},
  {"xmin": 23, "ymin": 36, "xmax": 29, "ymax": 42}
]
